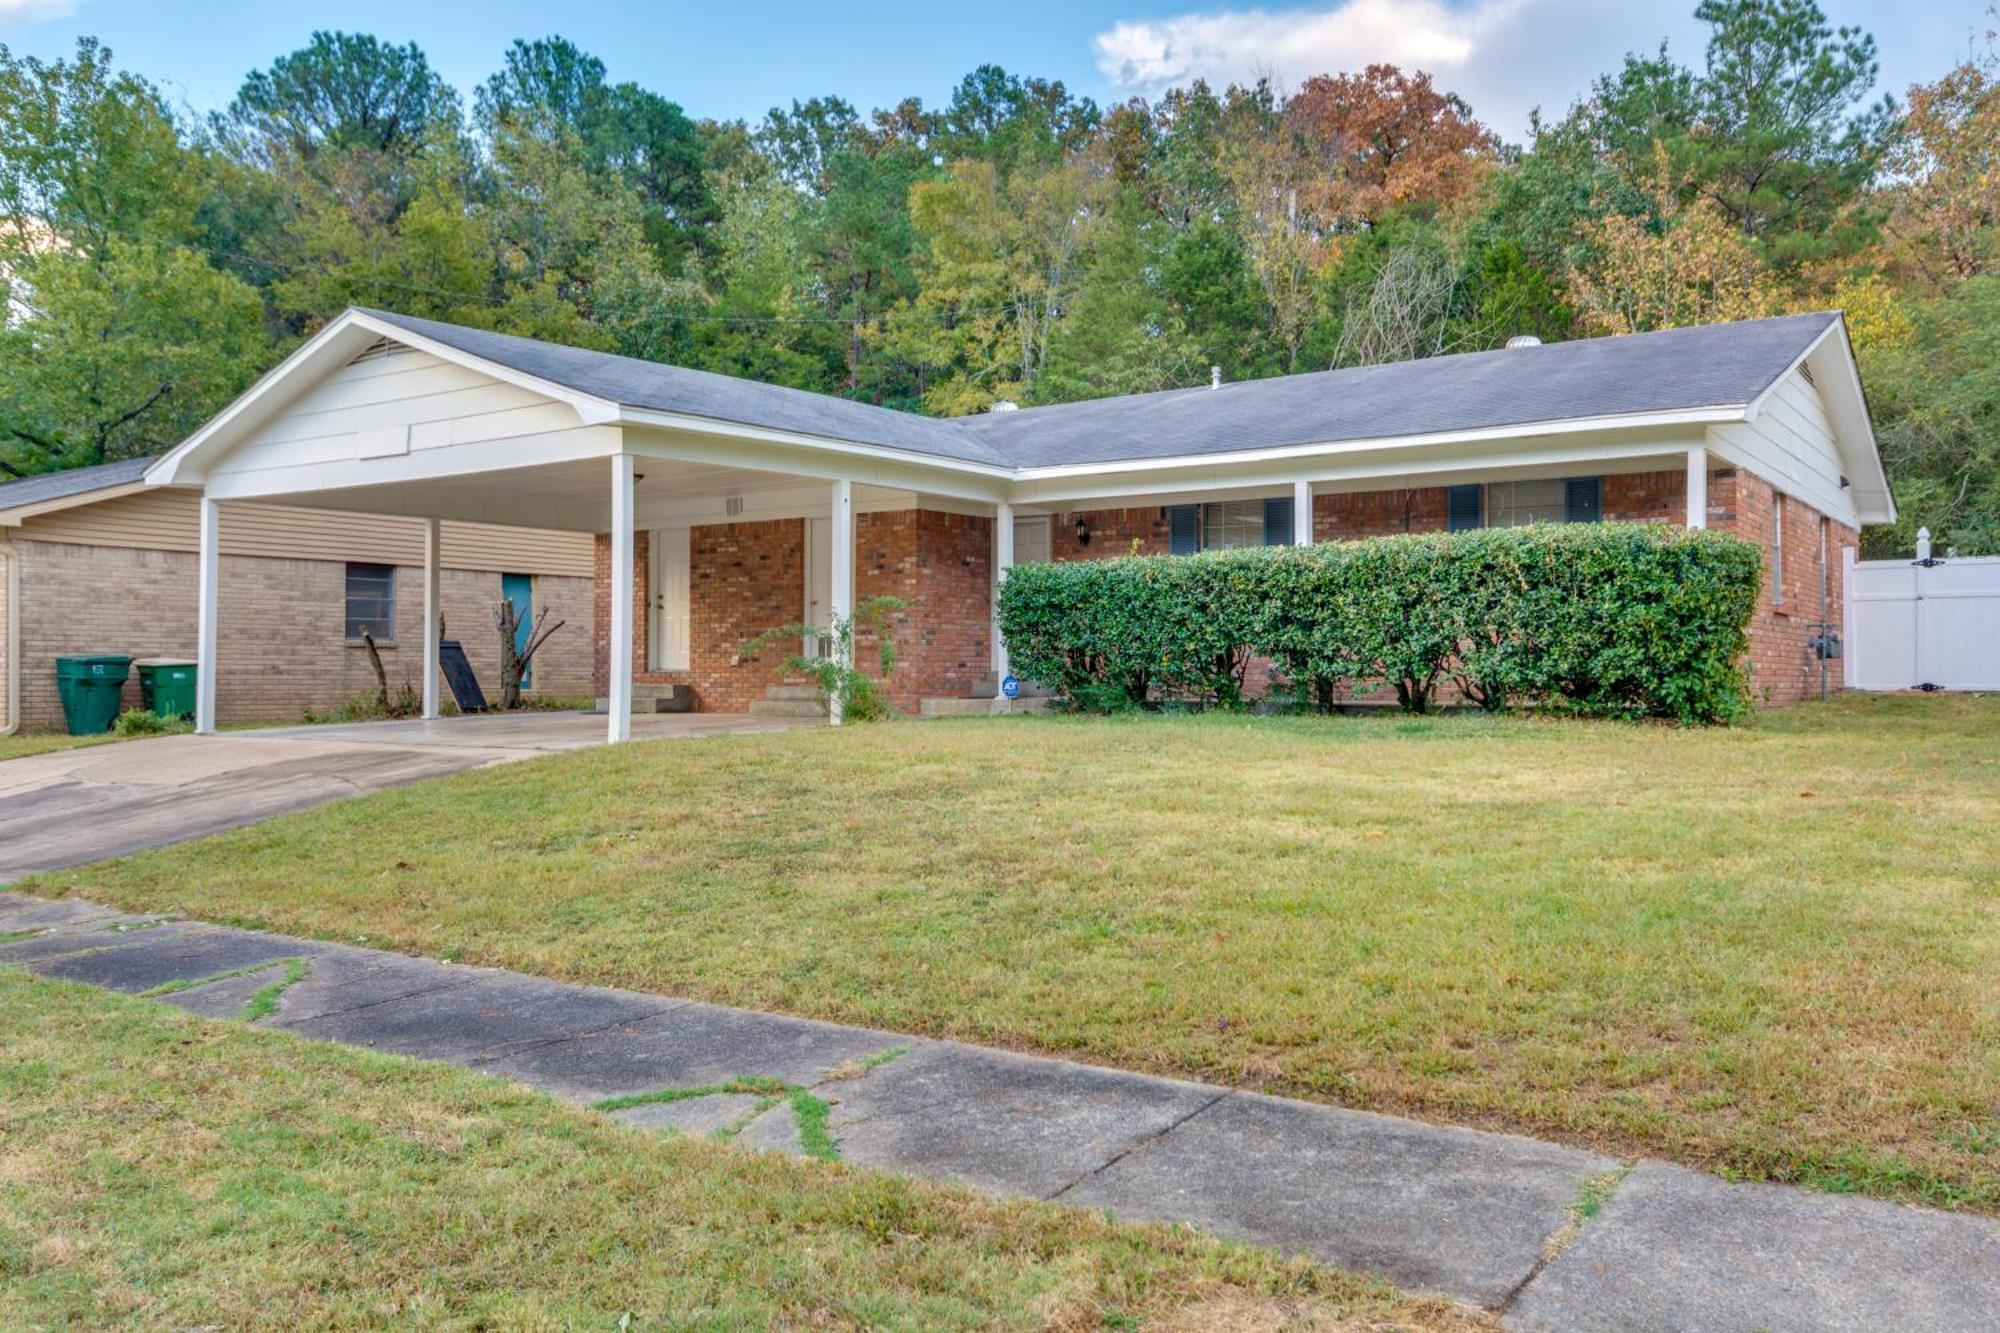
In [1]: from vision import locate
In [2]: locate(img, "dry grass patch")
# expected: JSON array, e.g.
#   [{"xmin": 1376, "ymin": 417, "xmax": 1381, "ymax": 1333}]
[
  {"xmin": 0, "ymin": 971, "xmax": 1478, "ymax": 1331},
  {"xmin": 39, "ymin": 694, "xmax": 2000, "ymax": 1210}
]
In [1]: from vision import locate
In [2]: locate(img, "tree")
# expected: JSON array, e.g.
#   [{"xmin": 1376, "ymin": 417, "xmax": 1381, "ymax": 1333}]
[
  {"xmin": 1283, "ymin": 65, "xmax": 1499, "ymax": 227},
  {"xmin": 932, "ymin": 65, "xmax": 1100, "ymax": 176},
  {"xmin": 1882, "ymin": 48, "xmax": 1999, "ymax": 290},
  {"xmin": 1036, "ymin": 193, "xmax": 1201, "ymax": 403},
  {"xmin": 0, "ymin": 40, "xmax": 267, "ymax": 476},
  {"xmin": 219, "ymin": 31, "xmax": 459, "ymax": 168},
  {"xmin": 1566, "ymin": 146, "xmax": 1779, "ymax": 334},
  {"xmin": 876, "ymin": 156, "xmax": 1108, "ymax": 414},
  {"xmin": 1580, "ymin": 0, "xmax": 1892, "ymax": 269},
  {"xmin": 477, "ymin": 37, "xmax": 712, "ymax": 265}
]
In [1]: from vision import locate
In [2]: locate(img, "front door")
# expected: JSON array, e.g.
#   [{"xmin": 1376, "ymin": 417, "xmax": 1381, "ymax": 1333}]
[
  {"xmin": 649, "ymin": 527, "xmax": 690, "ymax": 672},
  {"xmin": 501, "ymin": 573, "xmax": 533, "ymax": 687},
  {"xmin": 805, "ymin": 517, "xmax": 833, "ymax": 657}
]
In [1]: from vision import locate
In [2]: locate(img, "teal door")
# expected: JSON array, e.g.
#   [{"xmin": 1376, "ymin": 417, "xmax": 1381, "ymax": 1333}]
[{"xmin": 502, "ymin": 573, "xmax": 533, "ymax": 688}]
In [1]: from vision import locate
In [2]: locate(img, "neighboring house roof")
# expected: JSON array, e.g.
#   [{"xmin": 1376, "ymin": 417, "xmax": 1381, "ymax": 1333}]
[
  {"xmin": 0, "ymin": 457, "xmax": 153, "ymax": 519},
  {"xmin": 361, "ymin": 307, "xmax": 1844, "ymax": 472}
]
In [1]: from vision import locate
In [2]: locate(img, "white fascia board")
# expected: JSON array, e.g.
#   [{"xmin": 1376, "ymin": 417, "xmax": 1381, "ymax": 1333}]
[
  {"xmin": 1006, "ymin": 407, "xmax": 1744, "ymax": 486},
  {"xmin": 621, "ymin": 413, "xmax": 1010, "ymax": 502},
  {"xmin": 148, "ymin": 309, "xmax": 622, "ymax": 487},
  {"xmin": 1011, "ymin": 435, "xmax": 1705, "ymax": 507}
]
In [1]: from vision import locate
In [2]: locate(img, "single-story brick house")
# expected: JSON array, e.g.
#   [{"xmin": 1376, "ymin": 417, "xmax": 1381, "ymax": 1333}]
[
  {"xmin": 144, "ymin": 306, "xmax": 1894, "ymax": 739},
  {"xmin": 0, "ymin": 456, "xmax": 597, "ymax": 731}
]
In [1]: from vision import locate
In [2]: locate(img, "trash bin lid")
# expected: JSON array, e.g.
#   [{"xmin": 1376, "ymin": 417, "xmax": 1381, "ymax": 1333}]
[
  {"xmin": 57, "ymin": 653, "xmax": 135, "ymax": 666},
  {"xmin": 133, "ymin": 657, "xmax": 197, "ymax": 668}
]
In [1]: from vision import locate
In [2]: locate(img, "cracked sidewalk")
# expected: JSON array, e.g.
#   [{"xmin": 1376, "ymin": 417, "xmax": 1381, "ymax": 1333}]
[{"xmin": 3, "ymin": 890, "xmax": 1994, "ymax": 1330}]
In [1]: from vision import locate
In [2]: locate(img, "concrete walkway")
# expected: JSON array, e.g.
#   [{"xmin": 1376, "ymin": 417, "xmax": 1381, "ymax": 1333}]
[
  {"xmin": 4, "ymin": 891, "xmax": 1993, "ymax": 1330},
  {"xmin": 0, "ymin": 712, "xmax": 806, "ymax": 879}
]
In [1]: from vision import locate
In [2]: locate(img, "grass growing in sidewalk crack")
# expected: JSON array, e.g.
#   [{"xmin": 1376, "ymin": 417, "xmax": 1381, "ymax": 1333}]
[
  {"xmin": 593, "ymin": 1078, "xmax": 842, "ymax": 1162},
  {"xmin": 1542, "ymin": 1166, "xmax": 1634, "ymax": 1262},
  {"xmin": 242, "ymin": 957, "xmax": 311, "ymax": 1021},
  {"xmin": 0, "ymin": 927, "xmax": 43, "ymax": 943},
  {"xmin": 141, "ymin": 958, "xmax": 287, "ymax": 998}
]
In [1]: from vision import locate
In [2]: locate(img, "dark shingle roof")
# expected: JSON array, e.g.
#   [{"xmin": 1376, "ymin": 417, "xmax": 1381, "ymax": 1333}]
[
  {"xmin": 0, "ymin": 456, "xmax": 153, "ymax": 512},
  {"xmin": 361, "ymin": 308, "xmax": 1839, "ymax": 472},
  {"xmin": 360, "ymin": 310, "xmax": 1013, "ymax": 468},
  {"xmin": 960, "ymin": 312, "xmax": 1840, "ymax": 467}
]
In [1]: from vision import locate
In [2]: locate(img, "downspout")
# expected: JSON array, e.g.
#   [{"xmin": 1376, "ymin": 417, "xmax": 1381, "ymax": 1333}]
[{"xmin": 1, "ymin": 546, "xmax": 18, "ymax": 736}]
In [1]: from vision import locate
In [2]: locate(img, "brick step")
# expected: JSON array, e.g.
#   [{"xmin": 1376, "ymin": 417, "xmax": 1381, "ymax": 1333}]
[
  {"xmin": 591, "ymin": 686, "xmax": 692, "ymax": 714},
  {"xmin": 763, "ymin": 683, "xmax": 823, "ymax": 702}
]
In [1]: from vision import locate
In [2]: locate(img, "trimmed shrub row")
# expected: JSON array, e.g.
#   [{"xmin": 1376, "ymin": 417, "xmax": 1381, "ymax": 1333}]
[{"xmin": 996, "ymin": 523, "xmax": 1763, "ymax": 724}]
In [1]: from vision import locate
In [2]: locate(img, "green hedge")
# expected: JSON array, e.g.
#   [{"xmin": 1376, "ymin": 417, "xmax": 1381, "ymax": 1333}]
[{"xmin": 997, "ymin": 523, "xmax": 1763, "ymax": 724}]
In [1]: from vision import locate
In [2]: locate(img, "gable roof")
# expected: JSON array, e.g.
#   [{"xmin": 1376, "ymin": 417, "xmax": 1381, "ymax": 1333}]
[
  {"xmin": 0, "ymin": 457, "xmax": 153, "ymax": 518},
  {"xmin": 149, "ymin": 305, "xmax": 1890, "ymax": 523}
]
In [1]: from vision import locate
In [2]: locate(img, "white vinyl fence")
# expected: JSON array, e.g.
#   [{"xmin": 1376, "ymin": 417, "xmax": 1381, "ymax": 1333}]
[{"xmin": 1845, "ymin": 531, "xmax": 2000, "ymax": 691}]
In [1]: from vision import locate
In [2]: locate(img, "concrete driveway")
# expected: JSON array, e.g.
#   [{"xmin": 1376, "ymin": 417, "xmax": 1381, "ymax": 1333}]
[{"xmin": 0, "ymin": 711, "xmax": 807, "ymax": 880}]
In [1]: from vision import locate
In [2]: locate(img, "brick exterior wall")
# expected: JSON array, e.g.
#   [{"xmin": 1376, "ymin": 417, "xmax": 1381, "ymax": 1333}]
[
  {"xmin": 595, "ymin": 508, "xmax": 995, "ymax": 714},
  {"xmin": 1053, "ymin": 507, "xmax": 1172, "ymax": 559},
  {"xmin": 6, "ymin": 538, "xmax": 594, "ymax": 731},
  {"xmin": 1714, "ymin": 471, "xmax": 1856, "ymax": 706}
]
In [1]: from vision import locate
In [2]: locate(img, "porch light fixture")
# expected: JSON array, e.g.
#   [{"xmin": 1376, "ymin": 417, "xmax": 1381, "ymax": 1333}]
[{"xmin": 1074, "ymin": 513, "xmax": 1090, "ymax": 547}]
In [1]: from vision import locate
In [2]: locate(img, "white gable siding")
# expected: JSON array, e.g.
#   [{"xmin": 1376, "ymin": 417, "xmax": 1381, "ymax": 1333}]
[
  {"xmin": 1706, "ymin": 371, "xmax": 1858, "ymax": 527},
  {"xmin": 208, "ymin": 343, "xmax": 616, "ymax": 487}
]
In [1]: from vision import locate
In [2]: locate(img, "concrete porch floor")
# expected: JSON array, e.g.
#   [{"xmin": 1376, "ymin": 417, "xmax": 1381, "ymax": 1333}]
[{"xmin": 0, "ymin": 711, "xmax": 810, "ymax": 881}]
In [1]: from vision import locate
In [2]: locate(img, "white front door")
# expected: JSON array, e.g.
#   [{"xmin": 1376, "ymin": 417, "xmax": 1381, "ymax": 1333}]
[
  {"xmin": 649, "ymin": 526, "xmax": 691, "ymax": 671},
  {"xmin": 805, "ymin": 517, "xmax": 833, "ymax": 657}
]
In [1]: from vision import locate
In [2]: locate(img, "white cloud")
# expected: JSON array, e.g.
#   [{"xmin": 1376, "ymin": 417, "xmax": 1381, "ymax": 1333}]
[
  {"xmin": 1093, "ymin": 0, "xmax": 1704, "ymax": 143},
  {"xmin": 0, "ymin": 0, "xmax": 78, "ymax": 21}
]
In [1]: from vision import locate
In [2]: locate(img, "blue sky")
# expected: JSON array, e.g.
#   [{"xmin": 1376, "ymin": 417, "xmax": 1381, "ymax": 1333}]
[{"xmin": 0, "ymin": 1, "xmax": 1985, "ymax": 143}]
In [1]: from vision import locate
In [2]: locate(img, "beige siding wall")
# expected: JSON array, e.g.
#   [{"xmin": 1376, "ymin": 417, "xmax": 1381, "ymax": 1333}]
[
  {"xmin": 1708, "ymin": 370, "xmax": 1857, "ymax": 529},
  {"xmin": 13, "ymin": 487, "xmax": 592, "ymax": 577},
  {"xmin": 5, "ymin": 538, "xmax": 594, "ymax": 731}
]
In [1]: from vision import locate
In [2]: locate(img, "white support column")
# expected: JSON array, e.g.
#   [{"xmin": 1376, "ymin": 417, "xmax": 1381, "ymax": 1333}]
[
  {"xmin": 829, "ymin": 478, "xmax": 854, "ymax": 725},
  {"xmin": 1293, "ymin": 480, "xmax": 1313, "ymax": 545},
  {"xmin": 607, "ymin": 454, "xmax": 635, "ymax": 743},
  {"xmin": 194, "ymin": 495, "xmax": 220, "ymax": 735},
  {"xmin": 420, "ymin": 517, "xmax": 442, "ymax": 720},
  {"xmin": 1686, "ymin": 445, "xmax": 1708, "ymax": 529},
  {"xmin": 992, "ymin": 501, "xmax": 1014, "ymax": 678}
]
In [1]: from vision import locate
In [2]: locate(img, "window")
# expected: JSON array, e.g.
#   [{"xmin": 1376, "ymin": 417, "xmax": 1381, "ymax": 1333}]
[
  {"xmin": 1167, "ymin": 497, "xmax": 1296, "ymax": 553},
  {"xmin": 344, "ymin": 562, "xmax": 396, "ymax": 642},
  {"xmin": 1446, "ymin": 476, "xmax": 1603, "ymax": 530},
  {"xmin": 1771, "ymin": 494, "xmax": 1785, "ymax": 608}
]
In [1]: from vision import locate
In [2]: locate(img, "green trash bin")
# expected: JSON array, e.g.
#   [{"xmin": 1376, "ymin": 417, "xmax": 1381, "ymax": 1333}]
[
  {"xmin": 55, "ymin": 654, "xmax": 133, "ymax": 735},
  {"xmin": 135, "ymin": 658, "xmax": 198, "ymax": 721}
]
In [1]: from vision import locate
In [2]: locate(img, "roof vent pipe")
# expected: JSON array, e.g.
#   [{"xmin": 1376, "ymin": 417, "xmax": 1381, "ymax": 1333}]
[
  {"xmin": 1505, "ymin": 335, "xmax": 1543, "ymax": 349},
  {"xmin": 991, "ymin": 399, "xmax": 1019, "ymax": 412},
  {"xmin": 1210, "ymin": 365, "xmax": 1222, "ymax": 389}
]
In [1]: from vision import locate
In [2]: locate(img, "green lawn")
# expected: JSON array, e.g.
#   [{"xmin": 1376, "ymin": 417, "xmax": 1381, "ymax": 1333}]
[
  {"xmin": 0, "ymin": 731, "xmax": 118, "ymax": 761},
  {"xmin": 0, "ymin": 972, "xmax": 1477, "ymax": 1330},
  {"xmin": 38, "ymin": 695, "xmax": 2000, "ymax": 1211}
]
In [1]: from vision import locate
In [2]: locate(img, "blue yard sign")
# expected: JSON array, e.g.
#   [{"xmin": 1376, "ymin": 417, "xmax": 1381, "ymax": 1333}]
[{"xmin": 1000, "ymin": 674, "xmax": 1020, "ymax": 699}]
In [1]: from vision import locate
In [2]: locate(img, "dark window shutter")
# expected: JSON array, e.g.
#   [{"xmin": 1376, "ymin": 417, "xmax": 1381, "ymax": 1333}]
[
  {"xmin": 1168, "ymin": 504, "xmax": 1200, "ymax": 555},
  {"xmin": 1447, "ymin": 484, "xmax": 1483, "ymax": 532},
  {"xmin": 1263, "ymin": 496, "xmax": 1294, "ymax": 545},
  {"xmin": 1565, "ymin": 476, "xmax": 1602, "ymax": 523}
]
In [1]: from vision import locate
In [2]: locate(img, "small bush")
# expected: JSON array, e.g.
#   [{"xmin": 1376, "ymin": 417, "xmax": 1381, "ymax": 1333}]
[
  {"xmin": 111, "ymin": 708, "xmax": 192, "ymax": 738},
  {"xmin": 999, "ymin": 524, "xmax": 1761, "ymax": 724}
]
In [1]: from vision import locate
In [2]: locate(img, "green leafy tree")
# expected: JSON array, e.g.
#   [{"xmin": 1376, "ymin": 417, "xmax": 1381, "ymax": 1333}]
[
  {"xmin": 0, "ymin": 40, "xmax": 267, "ymax": 475},
  {"xmin": 1036, "ymin": 194, "xmax": 1201, "ymax": 403},
  {"xmin": 219, "ymin": 31, "xmax": 460, "ymax": 168}
]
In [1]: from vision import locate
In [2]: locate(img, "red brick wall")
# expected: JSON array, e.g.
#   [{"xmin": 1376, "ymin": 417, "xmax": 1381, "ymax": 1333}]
[
  {"xmin": 1714, "ymin": 471, "xmax": 1855, "ymax": 706},
  {"xmin": 1314, "ymin": 487, "xmax": 1449, "ymax": 539},
  {"xmin": 594, "ymin": 508, "xmax": 994, "ymax": 714},
  {"xmin": 1053, "ymin": 507, "xmax": 1172, "ymax": 559}
]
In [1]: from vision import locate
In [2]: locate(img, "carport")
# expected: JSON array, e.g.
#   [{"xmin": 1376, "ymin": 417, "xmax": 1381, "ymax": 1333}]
[{"xmin": 144, "ymin": 309, "xmax": 1013, "ymax": 743}]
